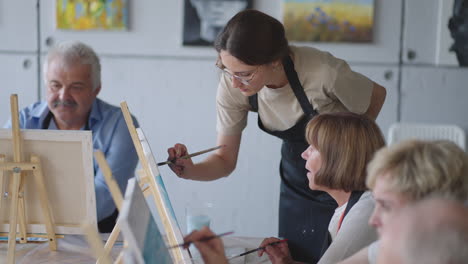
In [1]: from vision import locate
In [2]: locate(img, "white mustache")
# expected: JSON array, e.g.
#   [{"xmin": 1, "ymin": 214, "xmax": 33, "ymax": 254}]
[{"xmin": 53, "ymin": 100, "xmax": 77, "ymax": 107}]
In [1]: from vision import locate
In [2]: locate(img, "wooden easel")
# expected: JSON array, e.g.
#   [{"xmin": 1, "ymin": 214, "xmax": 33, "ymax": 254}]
[
  {"xmin": 0, "ymin": 94, "xmax": 58, "ymax": 264},
  {"xmin": 92, "ymin": 152, "xmax": 169, "ymax": 264},
  {"xmin": 83, "ymin": 222, "xmax": 113, "ymax": 264},
  {"xmin": 93, "ymin": 150, "xmax": 125, "ymax": 264},
  {"xmin": 120, "ymin": 101, "xmax": 190, "ymax": 264}
]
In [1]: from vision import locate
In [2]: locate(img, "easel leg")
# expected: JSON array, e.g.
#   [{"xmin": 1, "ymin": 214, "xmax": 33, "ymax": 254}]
[
  {"xmin": 7, "ymin": 171, "xmax": 21, "ymax": 264},
  {"xmin": 17, "ymin": 174, "xmax": 28, "ymax": 244},
  {"xmin": 114, "ymin": 251, "xmax": 124, "ymax": 264},
  {"xmin": 97, "ymin": 223, "xmax": 121, "ymax": 264},
  {"xmin": 31, "ymin": 155, "xmax": 57, "ymax": 251},
  {"xmin": 83, "ymin": 223, "xmax": 112, "ymax": 264},
  {"xmin": 105, "ymin": 225, "xmax": 120, "ymax": 253},
  {"xmin": 0, "ymin": 155, "xmax": 5, "ymax": 216}
]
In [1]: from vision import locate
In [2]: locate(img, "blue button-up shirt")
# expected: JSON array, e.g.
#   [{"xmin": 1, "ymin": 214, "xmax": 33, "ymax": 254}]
[{"xmin": 4, "ymin": 98, "xmax": 139, "ymax": 221}]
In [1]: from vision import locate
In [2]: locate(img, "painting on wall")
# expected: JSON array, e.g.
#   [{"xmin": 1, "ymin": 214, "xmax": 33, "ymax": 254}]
[
  {"xmin": 183, "ymin": 0, "xmax": 253, "ymax": 46},
  {"xmin": 443, "ymin": 0, "xmax": 467, "ymax": 66},
  {"xmin": 56, "ymin": 0, "xmax": 128, "ymax": 31},
  {"xmin": 283, "ymin": 0, "xmax": 375, "ymax": 43}
]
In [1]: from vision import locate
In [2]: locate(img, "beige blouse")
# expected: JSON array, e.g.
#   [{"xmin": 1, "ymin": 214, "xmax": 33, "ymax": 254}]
[{"xmin": 216, "ymin": 45, "xmax": 374, "ymax": 135}]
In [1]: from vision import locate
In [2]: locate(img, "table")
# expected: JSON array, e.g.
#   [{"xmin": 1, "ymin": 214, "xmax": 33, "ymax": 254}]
[{"xmin": 0, "ymin": 235, "xmax": 270, "ymax": 263}]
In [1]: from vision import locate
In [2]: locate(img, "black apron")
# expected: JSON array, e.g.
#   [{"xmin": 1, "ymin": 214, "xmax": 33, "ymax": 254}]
[
  {"xmin": 42, "ymin": 111, "xmax": 118, "ymax": 233},
  {"xmin": 248, "ymin": 56, "xmax": 337, "ymax": 263}
]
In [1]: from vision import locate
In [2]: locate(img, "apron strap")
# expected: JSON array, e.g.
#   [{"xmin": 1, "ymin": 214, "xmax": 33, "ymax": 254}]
[
  {"xmin": 248, "ymin": 94, "xmax": 259, "ymax": 112},
  {"xmin": 248, "ymin": 55, "xmax": 317, "ymax": 116},
  {"xmin": 282, "ymin": 56, "xmax": 316, "ymax": 116},
  {"xmin": 41, "ymin": 111, "xmax": 54, "ymax": 129},
  {"xmin": 343, "ymin": 191, "xmax": 365, "ymax": 218},
  {"xmin": 319, "ymin": 191, "xmax": 365, "ymax": 258}
]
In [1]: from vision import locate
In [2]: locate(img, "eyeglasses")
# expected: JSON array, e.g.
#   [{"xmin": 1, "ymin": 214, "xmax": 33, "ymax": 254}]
[{"xmin": 215, "ymin": 59, "xmax": 259, "ymax": 86}]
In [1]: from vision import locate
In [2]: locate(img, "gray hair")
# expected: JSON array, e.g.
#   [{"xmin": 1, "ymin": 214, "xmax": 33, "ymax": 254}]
[{"xmin": 43, "ymin": 40, "xmax": 101, "ymax": 90}]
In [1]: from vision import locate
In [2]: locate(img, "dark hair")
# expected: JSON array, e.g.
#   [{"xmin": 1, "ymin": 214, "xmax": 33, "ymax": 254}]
[
  {"xmin": 214, "ymin": 9, "xmax": 290, "ymax": 65},
  {"xmin": 305, "ymin": 112, "xmax": 386, "ymax": 192}
]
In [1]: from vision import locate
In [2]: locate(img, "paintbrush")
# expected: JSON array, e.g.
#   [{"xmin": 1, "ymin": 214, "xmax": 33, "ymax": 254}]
[
  {"xmin": 157, "ymin": 145, "xmax": 224, "ymax": 166},
  {"xmin": 167, "ymin": 231, "xmax": 234, "ymax": 250},
  {"xmin": 227, "ymin": 239, "xmax": 289, "ymax": 260}
]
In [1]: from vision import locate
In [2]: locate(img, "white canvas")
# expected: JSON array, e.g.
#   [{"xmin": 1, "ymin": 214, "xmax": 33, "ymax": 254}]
[
  {"xmin": 0, "ymin": 129, "xmax": 96, "ymax": 234},
  {"xmin": 119, "ymin": 178, "xmax": 173, "ymax": 264}
]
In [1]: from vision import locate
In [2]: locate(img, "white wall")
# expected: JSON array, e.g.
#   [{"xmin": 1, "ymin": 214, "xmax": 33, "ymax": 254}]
[
  {"xmin": 0, "ymin": 1, "xmax": 38, "ymax": 124},
  {"xmin": 0, "ymin": 0, "xmax": 466, "ymax": 238}
]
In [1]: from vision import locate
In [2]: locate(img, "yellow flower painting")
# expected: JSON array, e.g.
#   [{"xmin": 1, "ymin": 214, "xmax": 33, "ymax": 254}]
[
  {"xmin": 283, "ymin": 0, "xmax": 374, "ymax": 43},
  {"xmin": 56, "ymin": 0, "xmax": 128, "ymax": 31}
]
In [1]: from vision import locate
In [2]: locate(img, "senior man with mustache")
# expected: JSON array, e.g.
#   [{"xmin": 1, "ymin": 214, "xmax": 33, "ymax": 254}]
[{"xmin": 4, "ymin": 41, "xmax": 139, "ymax": 233}]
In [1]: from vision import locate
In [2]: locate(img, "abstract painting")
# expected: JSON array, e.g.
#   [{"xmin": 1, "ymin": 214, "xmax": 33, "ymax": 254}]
[
  {"xmin": 56, "ymin": 0, "xmax": 128, "ymax": 30},
  {"xmin": 283, "ymin": 0, "xmax": 374, "ymax": 43}
]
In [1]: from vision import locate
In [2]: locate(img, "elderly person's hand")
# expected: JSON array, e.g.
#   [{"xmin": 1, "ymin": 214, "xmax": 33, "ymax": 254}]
[
  {"xmin": 258, "ymin": 237, "xmax": 295, "ymax": 264},
  {"xmin": 183, "ymin": 226, "xmax": 228, "ymax": 264}
]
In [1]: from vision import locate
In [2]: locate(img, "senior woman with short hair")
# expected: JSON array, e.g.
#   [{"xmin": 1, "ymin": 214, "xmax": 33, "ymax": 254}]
[
  {"xmin": 339, "ymin": 139, "xmax": 468, "ymax": 264},
  {"xmin": 258, "ymin": 112, "xmax": 386, "ymax": 264}
]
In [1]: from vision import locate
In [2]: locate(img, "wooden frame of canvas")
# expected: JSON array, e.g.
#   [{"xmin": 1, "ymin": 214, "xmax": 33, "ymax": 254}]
[{"xmin": 120, "ymin": 101, "xmax": 192, "ymax": 264}]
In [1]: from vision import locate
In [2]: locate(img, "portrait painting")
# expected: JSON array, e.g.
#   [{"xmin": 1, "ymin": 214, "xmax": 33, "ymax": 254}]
[{"xmin": 183, "ymin": 0, "xmax": 253, "ymax": 46}]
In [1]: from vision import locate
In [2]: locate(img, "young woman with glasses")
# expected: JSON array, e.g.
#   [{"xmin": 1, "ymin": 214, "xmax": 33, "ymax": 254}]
[{"xmin": 167, "ymin": 9, "xmax": 386, "ymax": 263}]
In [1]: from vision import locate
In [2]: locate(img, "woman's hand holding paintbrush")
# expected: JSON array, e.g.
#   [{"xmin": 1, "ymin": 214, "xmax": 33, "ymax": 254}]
[
  {"xmin": 165, "ymin": 144, "xmax": 225, "ymax": 179},
  {"xmin": 254, "ymin": 237, "xmax": 295, "ymax": 264},
  {"xmin": 182, "ymin": 226, "xmax": 230, "ymax": 264},
  {"xmin": 226, "ymin": 238, "xmax": 289, "ymax": 262}
]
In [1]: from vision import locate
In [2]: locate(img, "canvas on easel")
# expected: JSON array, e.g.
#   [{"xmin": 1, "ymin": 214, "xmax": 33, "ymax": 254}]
[
  {"xmin": 119, "ymin": 178, "xmax": 174, "ymax": 264},
  {"xmin": 120, "ymin": 101, "xmax": 192, "ymax": 264},
  {"xmin": 0, "ymin": 129, "xmax": 97, "ymax": 234},
  {"xmin": 93, "ymin": 149, "xmax": 125, "ymax": 264},
  {"xmin": 0, "ymin": 94, "xmax": 97, "ymax": 264}
]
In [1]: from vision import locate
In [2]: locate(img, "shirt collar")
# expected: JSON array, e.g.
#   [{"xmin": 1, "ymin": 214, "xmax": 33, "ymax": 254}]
[
  {"xmin": 33, "ymin": 99, "xmax": 102, "ymax": 128},
  {"xmin": 31, "ymin": 102, "xmax": 51, "ymax": 122},
  {"xmin": 88, "ymin": 98, "xmax": 102, "ymax": 128}
]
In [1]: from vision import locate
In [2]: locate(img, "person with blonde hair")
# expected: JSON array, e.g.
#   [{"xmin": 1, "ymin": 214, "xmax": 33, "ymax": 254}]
[
  {"xmin": 339, "ymin": 139, "xmax": 468, "ymax": 264},
  {"xmin": 258, "ymin": 112, "xmax": 385, "ymax": 264}
]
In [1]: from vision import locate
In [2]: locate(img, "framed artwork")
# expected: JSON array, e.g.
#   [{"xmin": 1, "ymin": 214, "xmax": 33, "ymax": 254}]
[
  {"xmin": 56, "ymin": 0, "xmax": 128, "ymax": 30},
  {"xmin": 183, "ymin": 0, "xmax": 253, "ymax": 46},
  {"xmin": 0, "ymin": 129, "xmax": 96, "ymax": 235},
  {"xmin": 283, "ymin": 0, "xmax": 375, "ymax": 43},
  {"xmin": 119, "ymin": 178, "xmax": 174, "ymax": 264},
  {"xmin": 436, "ymin": 0, "xmax": 459, "ymax": 66}
]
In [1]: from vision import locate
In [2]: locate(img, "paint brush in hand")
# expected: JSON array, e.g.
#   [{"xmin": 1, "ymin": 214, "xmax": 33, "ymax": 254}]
[
  {"xmin": 227, "ymin": 239, "xmax": 289, "ymax": 260},
  {"xmin": 157, "ymin": 145, "xmax": 224, "ymax": 166},
  {"xmin": 167, "ymin": 231, "xmax": 234, "ymax": 250}
]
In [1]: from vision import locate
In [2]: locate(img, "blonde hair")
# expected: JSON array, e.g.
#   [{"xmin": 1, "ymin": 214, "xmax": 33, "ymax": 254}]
[
  {"xmin": 305, "ymin": 112, "xmax": 385, "ymax": 192},
  {"xmin": 366, "ymin": 140, "xmax": 468, "ymax": 201}
]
